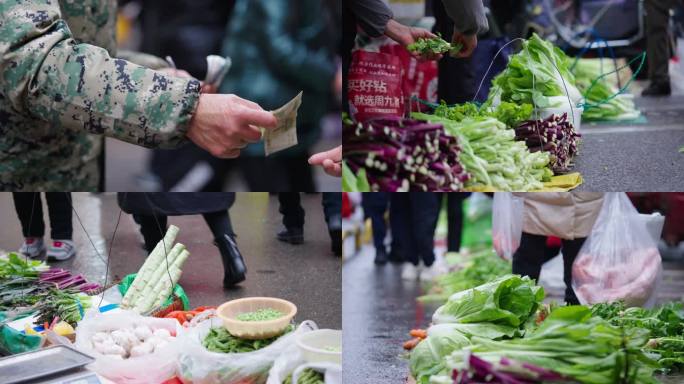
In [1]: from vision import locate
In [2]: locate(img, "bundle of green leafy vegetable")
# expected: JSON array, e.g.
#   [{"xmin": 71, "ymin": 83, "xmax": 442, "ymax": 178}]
[
  {"xmin": 34, "ymin": 289, "xmax": 91, "ymax": 326},
  {"xmin": 203, "ymin": 324, "xmax": 294, "ymax": 353},
  {"xmin": 592, "ymin": 301, "xmax": 684, "ymax": 370},
  {"xmin": 412, "ymin": 112, "xmax": 552, "ymax": 191},
  {"xmin": 433, "ymin": 101, "xmax": 534, "ymax": 129},
  {"xmin": 432, "ymin": 274, "xmax": 545, "ymax": 327},
  {"xmin": 407, "ymin": 34, "xmax": 462, "ymax": 56},
  {"xmin": 342, "ymin": 162, "xmax": 370, "ymax": 192},
  {"xmin": 487, "ymin": 33, "xmax": 582, "ymax": 109},
  {"xmin": 433, "ymin": 306, "xmax": 660, "ymax": 384},
  {"xmin": 0, "ymin": 253, "xmax": 48, "ymax": 280},
  {"xmin": 283, "ymin": 368, "xmax": 324, "ymax": 384},
  {"xmin": 418, "ymin": 249, "xmax": 511, "ymax": 303},
  {"xmin": 572, "ymin": 58, "xmax": 640, "ymax": 121}
]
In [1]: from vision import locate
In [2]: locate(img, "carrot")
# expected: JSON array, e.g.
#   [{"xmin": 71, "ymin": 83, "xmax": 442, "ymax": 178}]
[
  {"xmin": 403, "ymin": 337, "xmax": 421, "ymax": 350},
  {"xmin": 409, "ymin": 329, "xmax": 427, "ymax": 339}
]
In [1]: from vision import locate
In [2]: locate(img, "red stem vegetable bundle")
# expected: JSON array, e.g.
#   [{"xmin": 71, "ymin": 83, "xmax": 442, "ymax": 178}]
[
  {"xmin": 514, "ymin": 113, "xmax": 581, "ymax": 174},
  {"xmin": 39, "ymin": 268, "xmax": 101, "ymax": 293},
  {"xmin": 343, "ymin": 116, "xmax": 470, "ymax": 191}
]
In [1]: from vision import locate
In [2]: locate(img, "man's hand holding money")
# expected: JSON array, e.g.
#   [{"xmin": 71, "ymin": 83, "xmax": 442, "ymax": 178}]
[{"xmin": 188, "ymin": 94, "xmax": 277, "ymax": 158}]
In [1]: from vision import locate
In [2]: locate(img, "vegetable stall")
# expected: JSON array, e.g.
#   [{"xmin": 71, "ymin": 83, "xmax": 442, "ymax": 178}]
[
  {"xmin": 343, "ymin": 34, "xmax": 644, "ymax": 192},
  {"xmin": 0, "ymin": 225, "xmax": 340, "ymax": 384}
]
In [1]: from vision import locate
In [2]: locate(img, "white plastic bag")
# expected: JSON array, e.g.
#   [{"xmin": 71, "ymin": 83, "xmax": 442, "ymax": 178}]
[
  {"xmin": 177, "ymin": 318, "xmax": 317, "ymax": 384},
  {"xmin": 73, "ymin": 310, "xmax": 182, "ymax": 384},
  {"xmin": 266, "ymin": 339, "xmax": 341, "ymax": 384},
  {"xmin": 572, "ymin": 193, "xmax": 662, "ymax": 307},
  {"xmin": 492, "ymin": 193, "xmax": 524, "ymax": 260}
]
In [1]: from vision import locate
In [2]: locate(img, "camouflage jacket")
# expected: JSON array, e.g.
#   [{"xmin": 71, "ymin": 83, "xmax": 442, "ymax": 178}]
[{"xmin": 0, "ymin": 0, "xmax": 201, "ymax": 191}]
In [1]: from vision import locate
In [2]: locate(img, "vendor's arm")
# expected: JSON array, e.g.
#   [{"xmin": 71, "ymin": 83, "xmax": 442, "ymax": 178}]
[
  {"xmin": 441, "ymin": 0, "xmax": 489, "ymax": 57},
  {"xmin": 0, "ymin": 0, "xmax": 199, "ymax": 149}
]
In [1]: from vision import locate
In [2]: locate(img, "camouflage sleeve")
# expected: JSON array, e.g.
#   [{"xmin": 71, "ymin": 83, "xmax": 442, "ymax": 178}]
[
  {"xmin": 0, "ymin": 1, "xmax": 200, "ymax": 149},
  {"xmin": 117, "ymin": 50, "xmax": 171, "ymax": 70}
]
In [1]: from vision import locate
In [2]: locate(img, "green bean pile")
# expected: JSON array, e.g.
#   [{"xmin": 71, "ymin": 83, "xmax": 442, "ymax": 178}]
[
  {"xmin": 203, "ymin": 324, "xmax": 294, "ymax": 353},
  {"xmin": 283, "ymin": 368, "xmax": 325, "ymax": 384}
]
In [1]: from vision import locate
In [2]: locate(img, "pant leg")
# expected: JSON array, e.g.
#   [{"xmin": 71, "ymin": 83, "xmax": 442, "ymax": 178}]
[
  {"xmin": 560, "ymin": 237, "xmax": 587, "ymax": 305},
  {"xmin": 134, "ymin": 214, "xmax": 168, "ymax": 254},
  {"xmin": 390, "ymin": 193, "xmax": 413, "ymax": 264},
  {"xmin": 511, "ymin": 233, "xmax": 548, "ymax": 282},
  {"xmin": 322, "ymin": 193, "xmax": 342, "ymax": 229},
  {"xmin": 202, "ymin": 211, "xmax": 236, "ymax": 239},
  {"xmin": 362, "ymin": 193, "xmax": 388, "ymax": 251},
  {"xmin": 410, "ymin": 193, "xmax": 441, "ymax": 267},
  {"xmin": 45, "ymin": 193, "xmax": 73, "ymax": 240},
  {"xmin": 12, "ymin": 193, "xmax": 45, "ymax": 238},
  {"xmin": 446, "ymin": 194, "xmax": 466, "ymax": 252},
  {"xmin": 645, "ymin": 0, "xmax": 676, "ymax": 83},
  {"xmin": 278, "ymin": 193, "xmax": 305, "ymax": 229}
]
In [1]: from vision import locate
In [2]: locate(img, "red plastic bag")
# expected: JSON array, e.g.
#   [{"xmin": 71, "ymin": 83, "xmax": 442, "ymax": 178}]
[
  {"xmin": 348, "ymin": 50, "xmax": 404, "ymax": 122},
  {"xmin": 379, "ymin": 43, "xmax": 438, "ymax": 113}
]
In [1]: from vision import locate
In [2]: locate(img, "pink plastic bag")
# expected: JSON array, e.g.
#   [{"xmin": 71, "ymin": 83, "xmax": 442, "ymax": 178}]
[
  {"xmin": 492, "ymin": 193, "xmax": 524, "ymax": 260},
  {"xmin": 572, "ymin": 193, "xmax": 662, "ymax": 307}
]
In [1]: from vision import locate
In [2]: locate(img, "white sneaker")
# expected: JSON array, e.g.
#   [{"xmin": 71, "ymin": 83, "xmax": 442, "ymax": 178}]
[
  {"xmin": 401, "ymin": 263, "xmax": 420, "ymax": 280},
  {"xmin": 18, "ymin": 238, "xmax": 45, "ymax": 258},
  {"xmin": 47, "ymin": 240, "xmax": 76, "ymax": 261},
  {"xmin": 419, "ymin": 263, "xmax": 439, "ymax": 282}
]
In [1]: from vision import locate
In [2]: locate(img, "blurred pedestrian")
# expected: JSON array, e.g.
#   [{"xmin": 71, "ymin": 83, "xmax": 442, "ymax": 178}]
[
  {"xmin": 642, "ymin": 0, "xmax": 681, "ymax": 96},
  {"xmin": 117, "ymin": 193, "xmax": 246, "ymax": 287},
  {"xmin": 277, "ymin": 193, "xmax": 342, "ymax": 256},
  {"xmin": 390, "ymin": 193, "xmax": 441, "ymax": 281},
  {"xmin": 511, "ymin": 192, "xmax": 604, "ymax": 305},
  {"xmin": 12, "ymin": 193, "xmax": 75, "ymax": 261},
  {"xmin": 443, "ymin": 193, "xmax": 470, "ymax": 253},
  {"xmin": 219, "ymin": 0, "xmax": 339, "ymax": 191},
  {"xmin": 362, "ymin": 193, "xmax": 390, "ymax": 264}
]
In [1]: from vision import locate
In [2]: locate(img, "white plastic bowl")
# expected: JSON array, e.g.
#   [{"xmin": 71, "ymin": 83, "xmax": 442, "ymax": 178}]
[
  {"xmin": 296, "ymin": 329, "xmax": 342, "ymax": 364},
  {"xmin": 217, "ymin": 297, "xmax": 296, "ymax": 340}
]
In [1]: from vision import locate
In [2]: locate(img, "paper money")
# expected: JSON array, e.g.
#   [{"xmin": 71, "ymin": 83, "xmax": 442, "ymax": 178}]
[
  {"xmin": 263, "ymin": 91, "xmax": 303, "ymax": 156},
  {"xmin": 204, "ymin": 55, "xmax": 232, "ymax": 88}
]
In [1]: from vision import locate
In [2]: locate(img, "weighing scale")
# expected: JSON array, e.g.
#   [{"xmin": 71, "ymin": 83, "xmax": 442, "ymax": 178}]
[{"xmin": 0, "ymin": 345, "xmax": 102, "ymax": 384}]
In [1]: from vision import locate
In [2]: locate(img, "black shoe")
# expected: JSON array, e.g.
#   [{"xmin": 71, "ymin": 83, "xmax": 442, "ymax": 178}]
[
  {"xmin": 374, "ymin": 248, "xmax": 388, "ymax": 265},
  {"xmin": 642, "ymin": 81, "xmax": 671, "ymax": 96},
  {"xmin": 388, "ymin": 250, "xmax": 404, "ymax": 264},
  {"xmin": 277, "ymin": 227, "xmax": 304, "ymax": 244},
  {"xmin": 215, "ymin": 234, "xmax": 246, "ymax": 287},
  {"xmin": 330, "ymin": 229, "xmax": 342, "ymax": 257}
]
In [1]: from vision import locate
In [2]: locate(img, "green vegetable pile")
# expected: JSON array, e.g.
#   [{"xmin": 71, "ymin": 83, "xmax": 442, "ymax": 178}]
[
  {"xmin": 433, "ymin": 101, "xmax": 534, "ymax": 129},
  {"xmin": 237, "ymin": 308, "xmax": 284, "ymax": 322},
  {"xmin": 592, "ymin": 301, "xmax": 684, "ymax": 371},
  {"xmin": 418, "ymin": 249, "xmax": 510, "ymax": 303},
  {"xmin": 412, "ymin": 111, "xmax": 552, "ymax": 191},
  {"xmin": 488, "ymin": 33, "xmax": 582, "ymax": 109},
  {"xmin": 407, "ymin": 34, "xmax": 462, "ymax": 56},
  {"xmin": 34, "ymin": 289, "xmax": 91, "ymax": 326},
  {"xmin": 203, "ymin": 324, "xmax": 294, "ymax": 353},
  {"xmin": 436, "ymin": 306, "xmax": 660, "ymax": 384},
  {"xmin": 283, "ymin": 368, "xmax": 325, "ymax": 384},
  {"xmin": 572, "ymin": 59, "xmax": 640, "ymax": 121}
]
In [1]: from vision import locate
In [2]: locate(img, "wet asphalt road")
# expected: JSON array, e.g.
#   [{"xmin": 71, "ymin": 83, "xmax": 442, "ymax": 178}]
[
  {"xmin": 0, "ymin": 192, "xmax": 341, "ymax": 329},
  {"xmin": 343, "ymin": 245, "xmax": 684, "ymax": 384},
  {"xmin": 576, "ymin": 95, "xmax": 684, "ymax": 191}
]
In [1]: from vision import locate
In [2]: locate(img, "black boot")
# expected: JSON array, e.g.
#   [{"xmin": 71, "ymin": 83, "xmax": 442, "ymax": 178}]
[
  {"xmin": 374, "ymin": 248, "xmax": 388, "ymax": 265},
  {"xmin": 642, "ymin": 81, "xmax": 671, "ymax": 96},
  {"xmin": 276, "ymin": 227, "xmax": 304, "ymax": 244},
  {"xmin": 330, "ymin": 229, "xmax": 342, "ymax": 257},
  {"xmin": 216, "ymin": 234, "xmax": 246, "ymax": 287}
]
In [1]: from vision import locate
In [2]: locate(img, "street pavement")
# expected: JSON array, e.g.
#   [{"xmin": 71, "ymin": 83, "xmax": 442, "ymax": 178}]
[
  {"xmin": 576, "ymin": 95, "xmax": 684, "ymax": 191},
  {"xmin": 0, "ymin": 192, "xmax": 341, "ymax": 329}
]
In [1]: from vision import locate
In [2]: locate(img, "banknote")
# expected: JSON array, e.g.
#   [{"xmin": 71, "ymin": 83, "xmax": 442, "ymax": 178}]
[{"xmin": 263, "ymin": 91, "xmax": 303, "ymax": 156}]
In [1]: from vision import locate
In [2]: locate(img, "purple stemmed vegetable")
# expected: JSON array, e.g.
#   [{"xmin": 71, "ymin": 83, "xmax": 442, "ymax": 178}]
[
  {"xmin": 343, "ymin": 116, "xmax": 470, "ymax": 191},
  {"xmin": 515, "ymin": 113, "xmax": 581, "ymax": 174}
]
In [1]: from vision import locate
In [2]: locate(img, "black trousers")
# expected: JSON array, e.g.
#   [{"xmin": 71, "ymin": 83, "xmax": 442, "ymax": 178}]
[
  {"xmin": 321, "ymin": 193, "xmax": 342, "ymax": 229},
  {"xmin": 133, "ymin": 211, "xmax": 235, "ymax": 254},
  {"xmin": 512, "ymin": 232, "xmax": 584, "ymax": 305},
  {"xmin": 390, "ymin": 193, "xmax": 440, "ymax": 267},
  {"xmin": 278, "ymin": 193, "xmax": 305, "ymax": 229},
  {"xmin": 13, "ymin": 192, "xmax": 73, "ymax": 240},
  {"xmin": 645, "ymin": 0, "xmax": 679, "ymax": 83},
  {"xmin": 444, "ymin": 193, "xmax": 467, "ymax": 252},
  {"xmin": 362, "ymin": 192, "xmax": 389, "ymax": 251}
]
